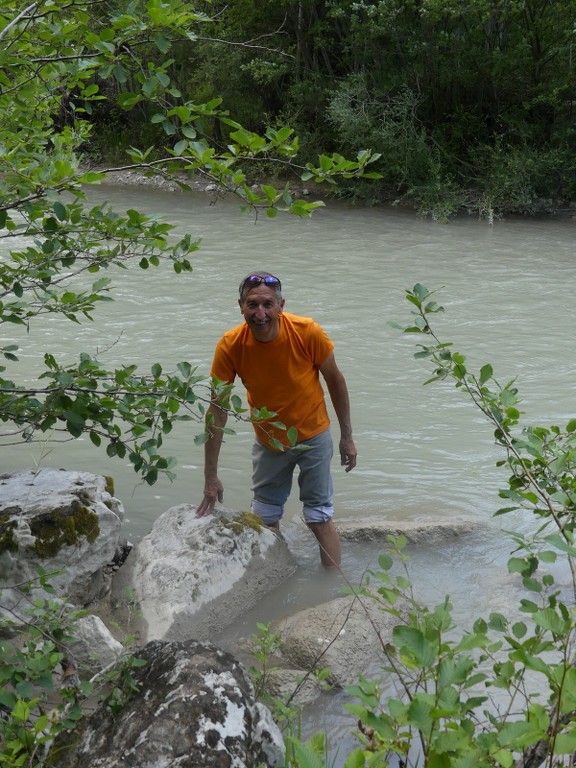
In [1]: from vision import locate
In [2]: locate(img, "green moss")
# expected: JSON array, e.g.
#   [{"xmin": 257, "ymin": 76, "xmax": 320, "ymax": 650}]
[
  {"xmin": 225, "ymin": 511, "xmax": 264, "ymax": 536},
  {"xmin": 104, "ymin": 476, "xmax": 115, "ymax": 496},
  {"xmin": 30, "ymin": 499, "xmax": 101, "ymax": 559},
  {"xmin": 0, "ymin": 514, "xmax": 17, "ymax": 555}
]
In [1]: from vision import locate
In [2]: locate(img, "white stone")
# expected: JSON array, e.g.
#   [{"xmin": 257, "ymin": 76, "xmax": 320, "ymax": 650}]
[
  {"xmin": 68, "ymin": 614, "xmax": 124, "ymax": 669},
  {"xmin": 0, "ymin": 468, "xmax": 124, "ymax": 613},
  {"xmin": 111, "ymin": 504, "xmax": 297, "ymax": 643}
]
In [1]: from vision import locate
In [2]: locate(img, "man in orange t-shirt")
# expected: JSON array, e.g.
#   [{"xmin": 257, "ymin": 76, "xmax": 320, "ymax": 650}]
[{"xmin": 196, "ymin": 271, "xmax": 357, "ymax": 569}]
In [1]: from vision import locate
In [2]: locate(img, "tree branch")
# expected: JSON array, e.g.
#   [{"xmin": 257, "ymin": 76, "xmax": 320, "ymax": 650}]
[{"xmin": 0, "ymin": 3, "xmax": 38, "ymax": 44}]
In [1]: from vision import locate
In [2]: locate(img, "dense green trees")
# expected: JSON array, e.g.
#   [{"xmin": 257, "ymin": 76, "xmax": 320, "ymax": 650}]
[{"xmin": 135, "ymin": 0, "xmax": 576, "ymax": 218}]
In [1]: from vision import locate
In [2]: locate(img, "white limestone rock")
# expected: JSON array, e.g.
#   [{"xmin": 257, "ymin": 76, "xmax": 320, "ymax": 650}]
[
  {"xmin": 111, "ymin": 504, "xmax": 297, "ymax": 643},
  {"xmin": 68, "ymin": 614, "xmax": 124, "ymax": 669},
  {"xmin": 0, "ymin": 468, "xmax": 124, "ymax": 614}
]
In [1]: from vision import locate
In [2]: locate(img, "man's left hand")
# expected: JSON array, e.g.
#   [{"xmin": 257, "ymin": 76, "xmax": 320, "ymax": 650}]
[{"xmin": 339, "ymin": 437, "xmax": 357, "ymax": 472}]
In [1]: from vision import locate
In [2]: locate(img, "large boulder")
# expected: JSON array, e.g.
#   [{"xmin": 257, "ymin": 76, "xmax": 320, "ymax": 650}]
[
  {"xmin": 110, "ymin": 504, "xmax": 297, "ymax": 643},
  {"xmin": 54, "ymin": 638, "xmax": 285, "ymax": 768},
  {"xmin": 0, "ymin": 468, "xmax": 124, "ymax": 613}
]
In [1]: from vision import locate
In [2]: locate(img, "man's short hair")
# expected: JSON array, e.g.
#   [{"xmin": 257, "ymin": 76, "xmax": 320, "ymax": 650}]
[{"xmin": 239, "ymin": 271, "xmax": 282, "ymax": 301}]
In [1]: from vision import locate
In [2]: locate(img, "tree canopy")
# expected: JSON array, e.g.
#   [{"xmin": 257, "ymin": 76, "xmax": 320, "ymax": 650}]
[{"xmin": 115, "ymin": 0, "xmax": 576, "ymax": 218}]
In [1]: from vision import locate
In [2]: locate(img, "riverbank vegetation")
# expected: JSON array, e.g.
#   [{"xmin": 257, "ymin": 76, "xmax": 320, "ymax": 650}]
[{"xmin": 83, "ymin": 0, "xmax": 576, "ymax": 220}]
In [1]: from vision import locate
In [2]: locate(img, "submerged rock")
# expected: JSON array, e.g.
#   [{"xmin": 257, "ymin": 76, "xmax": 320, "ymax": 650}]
[
  {"xmin": 336, "ymin": 517, "xmax": 478, "ymax": 544},
  {"xmin": 272, "ymin": 594, "xmax": 403, "ymax": 688},
  {"xmin": 54, "ymin": 638, "xmax": 285, "ymax": 768}
]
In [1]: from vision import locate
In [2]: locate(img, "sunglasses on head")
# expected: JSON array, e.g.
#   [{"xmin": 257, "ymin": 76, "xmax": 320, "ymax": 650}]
[{"xmin": 240, "ymin": 274, "xmax": 281, "ymax": 294}]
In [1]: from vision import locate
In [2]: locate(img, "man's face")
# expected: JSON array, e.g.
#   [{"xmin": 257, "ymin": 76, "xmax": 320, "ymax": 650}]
[{"xmin": 239, "ymin": 285, "xmax": 285, "ymax": 342}]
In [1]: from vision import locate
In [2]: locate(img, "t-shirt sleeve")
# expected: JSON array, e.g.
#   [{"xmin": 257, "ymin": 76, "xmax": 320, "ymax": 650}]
[
  {"xmin": 211, "ymin": 337, "xmax": 237, "ymax": 384},
  {"xmin": 307, "ymin": 321, "xmax": 335, "ymax": 366}
]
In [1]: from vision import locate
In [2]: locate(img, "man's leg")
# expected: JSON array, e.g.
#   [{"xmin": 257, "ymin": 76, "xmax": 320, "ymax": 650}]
[
  {"xmin": 306, "ymin": 520, "xmax": 341, "ymax": 569},
  {"xmin": 251, "ymin": 440, "xmax": 294, "ymax": 527},
  {"xmin": 298, "ymin": 430, "xmax": 341, "ymax": 569}
]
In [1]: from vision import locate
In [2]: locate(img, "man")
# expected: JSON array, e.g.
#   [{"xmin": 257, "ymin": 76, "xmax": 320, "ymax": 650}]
[{"xmin": 196, "ymin": 271, "xmax": 357, "ymax": 569}]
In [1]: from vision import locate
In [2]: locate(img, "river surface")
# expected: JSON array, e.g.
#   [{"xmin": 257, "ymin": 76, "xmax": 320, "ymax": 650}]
[{"xmin": 2, "ymin": 183, "xmax": 575, "ymax": 759}]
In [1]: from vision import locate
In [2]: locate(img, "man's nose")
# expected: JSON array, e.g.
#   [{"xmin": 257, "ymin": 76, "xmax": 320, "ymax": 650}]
[{"xmin": 255, "ymin": 305, "xmax": 266, "ymax": 318}]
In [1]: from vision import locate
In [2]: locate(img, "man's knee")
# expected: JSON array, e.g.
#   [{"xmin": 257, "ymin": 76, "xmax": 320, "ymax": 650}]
[
  {"xmin": 302, "ymin": 504, "xmax": 333, "ymax": 524},
  {"xmin": 251, "ymin": 499, "xmax": 284, "ymax": 525}
]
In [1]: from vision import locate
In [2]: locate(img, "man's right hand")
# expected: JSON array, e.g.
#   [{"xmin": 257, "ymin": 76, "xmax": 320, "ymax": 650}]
[{"xmin": 196, "ymin": 476, "xmax": 224, "ymax": 517}]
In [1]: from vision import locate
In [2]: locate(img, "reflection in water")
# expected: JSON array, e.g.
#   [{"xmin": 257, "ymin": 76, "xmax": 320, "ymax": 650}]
[{"xmin": 1, "ymin": 184, "xmax": 575, "ymax": 762}]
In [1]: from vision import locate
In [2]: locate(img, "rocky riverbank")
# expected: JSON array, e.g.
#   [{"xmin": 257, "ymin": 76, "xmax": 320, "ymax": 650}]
[
  {"xmin": 82, "ymin": 161, "xmax": 323, "ymax": 201},
  {"xmin": 0, "ymin": 467, "xmax": 481, "ymax": 766}
]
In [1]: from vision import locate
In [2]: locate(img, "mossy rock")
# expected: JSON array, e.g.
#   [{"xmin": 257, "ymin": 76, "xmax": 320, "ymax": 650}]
[
  {"xmin": 104, "ymin": 476, "xmax": 115, "ymax": 496},
  {"xmin": 29, "ymin": 499, "xmax": 101, "ymax": 558},
  {"xmin": 223, "ymin": 511, "xmax": 264, "ymax": 536},
  {"xmin": 0, "ymin": 513, "xmax": 17, "ymax": 555}
]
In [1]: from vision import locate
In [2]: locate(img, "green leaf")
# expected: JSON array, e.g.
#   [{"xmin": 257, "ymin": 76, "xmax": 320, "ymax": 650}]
[
  {"xmin": 479, "ymin": 363, "xmax": 493, "ymax": 384},
  {"xmin": 287, "ymin": 426, "xmax": 298, "ymax": 446},
  {"xmin": 533, "ymin": 608, "xmax": 568, "ymax": 635},
  {"xmin": 378, "ymin": 553, "xmax": 393, "ymax": 571},
  {"xmin": 145, "ymin": 468, "xmax": 158, "ymax": 485},
  {"xmin": 53, "ymin": 200, "xmax": 68, "ymax": 221},
  {"xmin": 407, "ymin": 695, "xmax": 433, "ymax": 730},
  {"xmin": 154, "ymin": 33, "xmax": 171, "ymax": 52},
  {"xmin": 497, "ymin": 719, "xmax": 545, "ymax": 749},
  {"xmin": 0, "ymin": 688, "xmax": 17, "ymax": 709},
  {"xmin": 12, "ymin": 698, "xmax": 30, "ymax": 723},
  {"xmin": 89, "ymin": 431, "xmax": 101, "ymax": 447},
  {"xmin": 173, "ymin": 139, "xmax": 188, "ymax": 156},
  {"xmin": 554, "ymin": 727, "xmax": 576, "ymax": 754},
  {"xmin": 392, "ymin": 626, "xmax": 436, "ymax": 667}
]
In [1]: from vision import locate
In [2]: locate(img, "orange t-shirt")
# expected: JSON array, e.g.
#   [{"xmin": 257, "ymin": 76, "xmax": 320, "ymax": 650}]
[{"xmin": 211, "ymin": 313, "xmax": 335, "ymax": 448}]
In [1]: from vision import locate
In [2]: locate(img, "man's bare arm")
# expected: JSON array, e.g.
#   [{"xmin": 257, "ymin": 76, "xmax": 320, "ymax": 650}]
[
  {"xmin": 196, "ymin": 398, "xmax": 229, "ymax": 516},
  {"xmin": 320, "ymin": 352, "xmax": 357, "ymax": 472}
]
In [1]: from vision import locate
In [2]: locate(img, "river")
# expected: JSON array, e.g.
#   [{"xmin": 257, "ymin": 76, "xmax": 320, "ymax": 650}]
[{"xmin": 2, "ymin": 182, "xmax": 575, "ymax": 759}]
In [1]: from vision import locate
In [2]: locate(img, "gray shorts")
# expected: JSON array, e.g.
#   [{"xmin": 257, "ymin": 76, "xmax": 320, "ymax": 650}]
[{"xmin": 251, "ymin": 429, "xmax": 334, "ymax": 525}]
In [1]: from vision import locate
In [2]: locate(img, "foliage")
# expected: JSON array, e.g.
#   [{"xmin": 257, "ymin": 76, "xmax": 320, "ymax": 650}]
[
  {"xmin": 327, "ymin": 77, "xmax": 429, "ymax": 187},
  {"xmin": 174, "ymin": 0, "xmax": 576, "ymax": 216},
  {"xmin": 472, "ymin": 141, "xmax": 576, "ymax": 217},
  {"xmin": 327, "ymin": 286, "xmax": 576, "ymax": 767},
  {"xmin": 281, "ymin": 285, "xmax": 576, "ymax": 767},
  {"xmin": 0, "ymin": 0, "xmax": 381, "ymax": 484},
  {"xmin": 249, "ymin": 622, "xmax": 333, "ymax": 768},
  {"xmin": 0, "ymin": 570, "xmax": 145, "ymax": 767}
]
